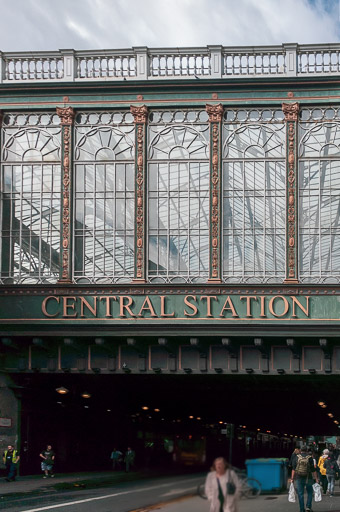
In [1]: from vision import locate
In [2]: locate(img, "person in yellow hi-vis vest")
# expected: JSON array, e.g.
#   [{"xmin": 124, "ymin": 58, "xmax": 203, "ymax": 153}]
[
  {"xmin": 2, "ymin": 445, "xmax": 20, "ymax": 482},
  {"xmin": 317, "ymin": 449, "xmax": 329, "ymax": 495}
]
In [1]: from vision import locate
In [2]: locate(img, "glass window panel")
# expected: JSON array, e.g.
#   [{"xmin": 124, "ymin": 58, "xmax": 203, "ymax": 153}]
[
  {"xmin": 148, "ymin": 111, "xmax": 209, "ymax": 282},
  {"xmin": 222, "ymin": 111, "xmax": 285, "ymax": 282},
  {"xmin": 1, "ymin": 115, "xmax": 61, "ymax": 283},
  {"xmin": 74, "ymin": 113, "xmax": 135, "ymax": 283}
]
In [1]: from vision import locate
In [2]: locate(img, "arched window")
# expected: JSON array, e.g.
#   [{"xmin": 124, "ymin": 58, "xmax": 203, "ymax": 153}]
[
  {"xmin": 148, "ymin": 110, "xmax": 209, "ymax": 283},
  {"xmin": 222, "ymin": 109, "xmax": 286, "ymax": 283},
  {"xmin": 74, "ymin": 112, "xmax": 135, "ymax": 283},
  {"xmin": 1, "ymin": 113, "xmax": 61, "ymax": 283},
  {"xmin": 299, "ymin": 108, "xmax": 340, "ymax": 283}
]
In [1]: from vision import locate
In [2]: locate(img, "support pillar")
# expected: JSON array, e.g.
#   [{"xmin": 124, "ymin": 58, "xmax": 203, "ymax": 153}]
[
  {"xmin": 206, "ymin": 103, "xmax": 223, "ymax": 282},
  {"xmin": 56, "ymin": 106, "xmax": 75, "ymax": 283},
  {"xmin": 130, "ymin": 105, "xmax": 148, "ymax": 282},
  {"xmin": 282, "ymin": 102, "xmax": 300, "ymax": 283},
  {"xmin": 0, "ymin": 375, "xmax": 20, "ymax": 465}
]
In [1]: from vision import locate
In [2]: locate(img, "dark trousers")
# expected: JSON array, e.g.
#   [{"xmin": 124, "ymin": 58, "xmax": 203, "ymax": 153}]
[
  {"xmin": 6, "ymin": 462, "xmax": 16, "ymax": 481},
  {"xmin": 296, "ymin": 477, "xmax": 313, "ymax": 512},
  {"xmin": 320, "ymin": 474, "xmax": 328, "ymax": 493}
]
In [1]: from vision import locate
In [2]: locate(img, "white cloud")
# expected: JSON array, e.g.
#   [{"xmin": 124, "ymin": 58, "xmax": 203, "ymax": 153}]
[{"xmin": 0, "ymin": 0, "xmax": 338, "ymax": 51}]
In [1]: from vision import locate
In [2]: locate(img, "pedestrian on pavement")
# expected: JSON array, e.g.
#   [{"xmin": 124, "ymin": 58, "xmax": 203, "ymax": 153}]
[
  {"xmin": 2, "ymin": 445, "xmax": 20, "ymax": 482},
  {"xmin": 317, "ymin": 448, "xmax": 329, "ymax": 494},
  {"xmin": 205, "ymin": 457, "xmax": 241, "ymax": 512},
  {"xmin": 110, "ymin": 448, "xmax": 123, "ymax": 470},
  {"xmin": 124, "ymin": 447, "xmax": 136, "ymax": 472},
  {"xmin": 324, "ymin": 450, "xmax": 339, "ymax": 497},
  {"xmin": 291, "ymin": 445, "xmax": 319, "ymax": 512},
  {"xmin": 289, "ymin": 448, "xmax": 301, "ymax": 476},
  {"xmin": 39, "ymin": 444, "xmax": 56, "ymax": 478}
]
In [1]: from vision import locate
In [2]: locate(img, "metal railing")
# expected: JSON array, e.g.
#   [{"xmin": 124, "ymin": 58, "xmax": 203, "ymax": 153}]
[{"xmin": 1, "ymin": 43, "xmax": 340, "ymax": 83}]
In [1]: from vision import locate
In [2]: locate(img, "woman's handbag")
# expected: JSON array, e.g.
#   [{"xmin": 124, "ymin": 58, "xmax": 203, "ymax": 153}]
[{"xmin": 227, "ymin": 471, "xmax": 236, "ymax": 495}]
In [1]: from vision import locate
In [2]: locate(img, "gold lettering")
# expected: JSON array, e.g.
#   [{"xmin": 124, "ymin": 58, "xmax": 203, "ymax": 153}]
[
  {"xmin": 99, "ymin": 296, "xmax": 116, "ymax": 317},
  {"xmin": 260, "ymin": 296, "xmax": 266, "ymax": 317},
  {"xmin": 200, "ymin": 296, "xmax": 217, "ymax": 317},
  {"xmin": 137, "ymin": 296, "xmax": 157, "ymax": 317},
  {"xmin": 240, "ymin": 296, "xmax": 257, "ymax": 317},
  {"xmin": 268, "ymin": 296, "xmax": 289, "ymax": 317},
  {"xmin": 291, "ymin": 296, "xmax": 309, "ymax": 318},
  {"xmin": 160, "ymin": 296, "xmax": 175, "ymax": 317},
  {"xmin": 42, "ymin": 296, "xmax": 60, "ymax": 317},
  {"xmin": 62, "ymin": 296, "xmax": 77, "ymax": 318},
  {"xmin": 219, "ymin": 296, "xmax": 238, "ymax": 318},
  {"xmin": 80, "ymin": 296, "xmax": 97, "ymax": 318},
  {"xmin": 184, "ymin": 295, "xmax": 198, "ymax": 317},
  {"xmin": 119, "ymin": 296, "xmax": 135, "ymax": 318}
]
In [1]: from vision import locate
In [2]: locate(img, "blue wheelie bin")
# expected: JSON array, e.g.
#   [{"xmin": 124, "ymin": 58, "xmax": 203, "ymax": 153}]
[{"xmin": 245, "ymin": 458, "xmax": 288, "ymax": 492}]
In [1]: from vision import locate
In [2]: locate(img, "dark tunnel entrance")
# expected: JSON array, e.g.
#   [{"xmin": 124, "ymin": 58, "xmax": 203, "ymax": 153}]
[{"xmin": 12, "ymin": 372, "xmax": 340, "ymax": 475}]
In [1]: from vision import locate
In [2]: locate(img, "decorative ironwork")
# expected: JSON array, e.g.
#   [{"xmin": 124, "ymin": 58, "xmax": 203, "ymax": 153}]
[
  {"xmin": 130, "ymin": 105, "xmax": 148, "ymax": 124},
  {"xmin": 298, "ymin": 109, "xmax": 340, "ymax": 283},
  {"xmin": 1, "ymin": 113, "xmax": 61, "ymax": 284},
  {"xmin": 283, "ymin": 102, "xmax": 299, "ymax": 283},
  {"xmin": 73, "ymin": 111, "xmax": 135, "ymax": 284},
  {"xmin": 131, "ymin": 105, "xmax": 148, "ymax": 281},
  {"xmin": 206, "ymin": 104, "xmax": 223, "ymax": 281},
  {"xmin": 57, "ymin": 107, "xmax": 75, "ymax": 282},
  {"xmin": 206, "ymin": 104, "xmax": 224, "ymax": 123},
  {"xmin": 222, "ymin": 109, "xmax": 286, "ymax": 283},
  {"xmin": 147, "ymin": 110, "xmax": 209, "ymax": 283}
]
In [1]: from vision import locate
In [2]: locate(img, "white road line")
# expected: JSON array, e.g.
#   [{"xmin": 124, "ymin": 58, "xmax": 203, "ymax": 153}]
[{"xmin": 20, "ymin": 477, "xmax": 202, "ymax": 512}]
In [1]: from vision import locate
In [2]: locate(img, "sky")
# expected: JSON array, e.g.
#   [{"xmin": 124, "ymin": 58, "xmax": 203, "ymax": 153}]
[{"xmin": 0, "ymin": 0, "xmax": 339, "ymax": 52}]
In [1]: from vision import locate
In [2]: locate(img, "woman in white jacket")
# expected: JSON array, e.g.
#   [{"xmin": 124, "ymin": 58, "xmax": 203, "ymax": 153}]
[{"xmin": 205, "ymin": 457, "xmax": 241, "ymax": 512}]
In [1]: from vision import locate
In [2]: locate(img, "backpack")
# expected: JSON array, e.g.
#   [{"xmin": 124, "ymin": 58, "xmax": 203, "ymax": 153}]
[{"xmin": 295, "ymin": 454, "xmax": 311, "ymax": 476}]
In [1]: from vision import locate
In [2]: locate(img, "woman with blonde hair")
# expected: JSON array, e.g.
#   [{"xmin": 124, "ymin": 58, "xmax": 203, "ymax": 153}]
[{"xmin": 205, "ymin": 457, "xmax": 241, "ymax": 512}]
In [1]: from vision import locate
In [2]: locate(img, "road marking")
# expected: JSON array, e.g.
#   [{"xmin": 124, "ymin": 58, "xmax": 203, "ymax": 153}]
[
  {"xmin": 161, "ymin": 486, "xmax": 196, "ymax": 497},
  {"xmin": 20, "ymin": 477, "xmax": 202, "ymax": 512}
]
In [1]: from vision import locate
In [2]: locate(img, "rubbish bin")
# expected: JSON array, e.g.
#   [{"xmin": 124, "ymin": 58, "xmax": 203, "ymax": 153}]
[{"xmin": 245, "ymin": 458, "xmax": 288, "ymax": 492}]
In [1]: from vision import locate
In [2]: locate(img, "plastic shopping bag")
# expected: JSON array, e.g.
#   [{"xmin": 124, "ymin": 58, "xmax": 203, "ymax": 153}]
[
  {"xmin": 313, "ymin": 482, "xmax": 322, "ymax": 502},
  {"xmin": 288, "ymin": 482, "xmax": 296, "ymax": 503}
]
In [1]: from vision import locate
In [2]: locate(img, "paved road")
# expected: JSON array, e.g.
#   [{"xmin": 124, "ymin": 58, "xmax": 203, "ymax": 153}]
[
  {"xmin": 158, "ymin": 493, "xmax": 340, "ymax": 512},
  {"xmin": 0, "ymin": 474, "xmax": 203, "ymax": 512}
]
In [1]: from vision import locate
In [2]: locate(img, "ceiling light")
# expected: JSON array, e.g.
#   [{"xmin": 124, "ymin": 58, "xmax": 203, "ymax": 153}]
[
  {"xmin": 328, "ymin": 413, "xmax": 334, "ymax": 418},
  {"xmin": 154, "ymin": 408, "xmax": 160, "ymax": 412},
  {"xmin": 56, "ymin": 387, "xmax": 69, "ymax": 395},
  {"xmin": 81, "ymin": 392, "xmax": 91, "ymax": 399},
  {"xmin": 142, "ymin": 406, "xmax": 149, "ymax": 410}
]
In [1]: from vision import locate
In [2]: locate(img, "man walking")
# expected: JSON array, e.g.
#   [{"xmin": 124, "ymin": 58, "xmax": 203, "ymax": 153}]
[
  {"xmin": 2, "ymin": 445, "xmax": 20, "ymax": 482},
  {"xmin": 124, "ymin": 447, "xmax": 135, "ymax": 472},
  {"xmin": 39, "ymin": 444, "xmax": 56, "ymax": 478},
  {"xmin": 291, "ymin": 445, "xmax": 319, "ymax": 512}
]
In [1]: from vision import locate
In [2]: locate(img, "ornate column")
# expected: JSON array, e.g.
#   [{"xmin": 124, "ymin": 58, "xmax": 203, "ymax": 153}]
[
  {"xmin": 206, "ymin": 103, "xmax": 223, "ymax": 282},
  {"xmin": 282, "ymin": 102, "xmax": 300, "ymax": 284},
  {"xmin": 130, "ymin": 105, "xmax": 148, "ymax": 282},
  {"xmin": 56, "ymin": 106, "xmax": 75, "ymax": 283}
]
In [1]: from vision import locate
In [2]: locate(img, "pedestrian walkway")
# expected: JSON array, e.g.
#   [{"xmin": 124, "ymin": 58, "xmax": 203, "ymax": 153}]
[
  {"xmin": 157, "ymin": 493, "xmax": 340, "ymax": 512},
  {"xmin": 0, "ymin": 469, "xmax": 157, "ymax": 497}
]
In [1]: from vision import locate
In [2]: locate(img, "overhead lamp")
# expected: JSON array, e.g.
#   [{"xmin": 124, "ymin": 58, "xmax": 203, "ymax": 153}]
[
  {"xmin": 142, "ymin": 406, "xmax": 149, "ymax": 410},
  {"xmin": 56, "ymin": 387, "xmax": 69, "ymax": 395},
  {"xmin": 328, "ymin": 413, "xmax": 334, "ymax": 418},
  {"xmin": 334, "ymin": 420, "xmax": 339, "ymax": 424},
  {"xmin": 317, "ymin": 401, "xmax": 325, "ymax": 406},
  {"xmin": 189, "ymin": 415, "xmax": 194, "ymax": 419},
  {"xmin": 196, "ymin": 417, "xmax": 201, "ymax": 420},
  {"xmin": 219, "ymin": 421, "xmax": 223, "ymax": 424},
  {"xmin": 81, "ymin": 392, "xmax": 91, "ymax": 399},
  {"xmin": 321, "ymin": 404, "xmax": 327, "ymax": 408},
  {"xmin": 154, "ymin": 408, "xmax": 160, "ymax": 412}
]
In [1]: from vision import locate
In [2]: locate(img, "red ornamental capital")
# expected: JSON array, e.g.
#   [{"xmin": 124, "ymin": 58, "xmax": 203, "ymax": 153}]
[
  {"xmin": 130, "ymin": 105, "xmax": 148, "ymax": 123},
  {"xmin": 56, "ymin": 106, "xmax": 75, "ymax": 125},
  {"xmin": 282, "ymin": 102, "xmax": 300, "ymax": 121},
  {"xmin": 206, "ymin": 103, "xmax": 224, "ymax": 122}
]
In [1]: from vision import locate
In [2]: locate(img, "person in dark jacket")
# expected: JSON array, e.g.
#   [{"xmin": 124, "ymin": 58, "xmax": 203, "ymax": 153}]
[
  {"xmin": 291, "ymin": 445, "xmax": 319, "ymax": 512},
  {"xmin": 324, "ymin": 451, "xmax": 339, "ymax": 497}
]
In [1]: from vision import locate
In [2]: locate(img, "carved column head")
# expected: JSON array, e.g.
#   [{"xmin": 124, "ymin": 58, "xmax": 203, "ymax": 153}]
[
  {"xmin": 56, "ymin": 106, "xmax": 75, "ymax": 125},
  {"xmin": 282, "ymin": 102, "xmax": 299, "ymax": 121},
  {"xmin": 206, "ymin": 103, "xmax": 224, "ymax": 122},
  {"xmin": 130, "ymin": 105, "xmax": 148, "ymax": 123}
]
